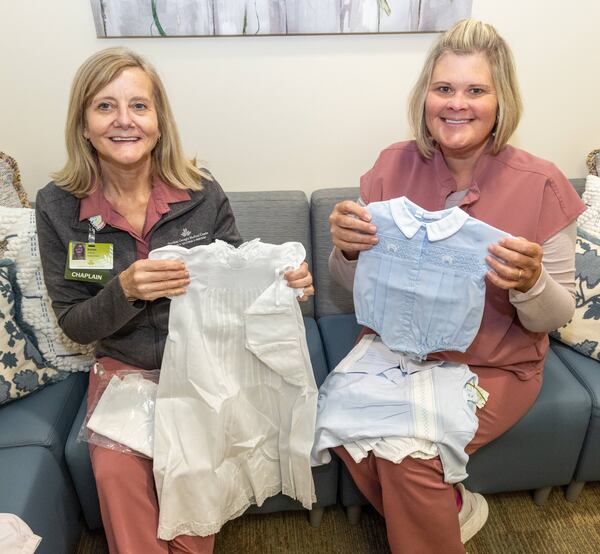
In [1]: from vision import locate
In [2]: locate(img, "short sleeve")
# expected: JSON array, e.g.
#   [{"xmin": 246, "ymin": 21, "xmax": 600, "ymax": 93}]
[
  {"xmin": 360, "ymin": 167, "xmax": 374, "ymax": 204},
  {"xmin": 536, "ymin": 172, "xmax": 586, "ymax": 244},
  {"xmin": 360, "ymin": 159, "xmax": 384, "ymax": 204}
]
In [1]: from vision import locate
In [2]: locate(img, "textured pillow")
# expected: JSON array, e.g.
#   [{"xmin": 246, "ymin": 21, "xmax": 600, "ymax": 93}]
[
  {"xmin": 551, "ymin": 229, "xmax": 600, "ymax": 360},
  {"xmin": 0, "ymin": 153, "xmax": 30, "ymax": 259},
  {"xmin": 0, "ymin": 259, "xmax": 68, "ymax": 405},
  {"xmin": 0, "ymin": 153, "xmax": 30, "ymax": 209},
  {"xmin": 578, "ymin": 174, "xmax": 600, "ymax": 240},
  {"xmin": 586, "ymin": 148, "xmax": 599, "ymax": 176},
  {"xmin": 0, "ymin": 206, "xmax": 95, "ymax": 372}
]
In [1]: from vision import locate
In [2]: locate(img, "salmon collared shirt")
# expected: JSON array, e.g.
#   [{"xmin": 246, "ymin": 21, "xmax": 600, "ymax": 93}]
[
  {"xmin": 359, "ymin": 140, "xmax": 586, "ymax": 379},
  {"xmin": 79, "ymin": 177, "xmax": 191, "ymax": 260}
]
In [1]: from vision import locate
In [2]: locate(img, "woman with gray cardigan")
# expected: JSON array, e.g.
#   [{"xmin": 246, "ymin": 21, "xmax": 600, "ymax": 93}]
[{"xmin": 36, "ymin": 47, "xmax": 313, "ymax": 554}]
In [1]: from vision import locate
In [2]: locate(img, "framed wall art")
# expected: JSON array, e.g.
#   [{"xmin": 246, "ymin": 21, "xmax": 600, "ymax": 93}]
[{"xmin": 91, "ymin": 0, "xmax": 473, "ymax": 37}]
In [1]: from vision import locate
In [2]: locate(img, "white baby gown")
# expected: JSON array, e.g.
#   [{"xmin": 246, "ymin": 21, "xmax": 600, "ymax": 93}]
[{"xmin": 150, "ymin": 239, "xmax": 317, "ymax": 539}]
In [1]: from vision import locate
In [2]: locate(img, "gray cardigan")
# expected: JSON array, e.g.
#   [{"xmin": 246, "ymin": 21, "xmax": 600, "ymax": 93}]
[{"xmin": 35, "ymin": 179, "xmax": 242, "ymax": 369}]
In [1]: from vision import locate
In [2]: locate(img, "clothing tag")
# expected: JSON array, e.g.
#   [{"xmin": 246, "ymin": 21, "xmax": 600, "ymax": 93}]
[
  {"xmin": 476, "ymin": 385, "xmax": 490, "ymax": 409},
  {"xmin": 470, "ymin": 383, "xmax": 490, "ymax": 409},
  {"xmin": 64, "ymin": 241, "xmax": 113, "ymax": 285}
]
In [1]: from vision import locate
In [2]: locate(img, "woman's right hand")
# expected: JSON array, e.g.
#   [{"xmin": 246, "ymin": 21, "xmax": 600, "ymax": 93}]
[
  {"xmin": 119, "ymin": 259, "xmax": 190, "ymax": 302},
  {"xmin": 329, "ymin": 200, "xmax": 378, "ymax": 260}
]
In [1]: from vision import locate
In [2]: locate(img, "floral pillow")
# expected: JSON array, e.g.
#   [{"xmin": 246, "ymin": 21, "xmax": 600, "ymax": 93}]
[
  {"xmin": 551, "ymin": 229, "xmax": 600, "ymax": 360},
  {"xmin": 0, "ymin": 206, "xmax": 95, "ymax": 372},
  {"xmin": 0, "ymin": 259, "xmax": 69, "ymax": 405}
]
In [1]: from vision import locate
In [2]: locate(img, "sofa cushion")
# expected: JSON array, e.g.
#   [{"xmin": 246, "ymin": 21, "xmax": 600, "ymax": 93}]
[
  {"xmin": 228, "ymin": 191, "xmax": 314, "ymax": 317},
  {"xmin": 0, "ymin": 446, "xmax": 81, "ymax": 554},
  {"xmin": 316, "ymin": 313, "xmax": 361, "ymax": 369},
  {"xmin": 464, "ymin": 348, "xmax": 591, "ymax": 493},
  {"xmin": 310, "ymin": 188, "xmax": 359, "ymax": 317},
  {"xmin": 0, "ymin": 206, "xmax": 95, "ymax": 372},
  {"xmin": 65, "ymin": 391, "xmax": 102, "ymax": 530},
  {"xmin": 568, "ymin": 177, "xmax": 586, "ymax": 197},
  {"xmin": 0, "ymin": 259, "xmax": 68, "ymax": 405},
  {"xmin": 551, "ymin": 228, "xmax": 600, "ymax": 360},
  {"xmin": 550, "ymin": 340, "xmax": 600, "ymax": 482},
  {"xmin": 0, "ymin": 371, "xmax": 86, "ymax": 463}
]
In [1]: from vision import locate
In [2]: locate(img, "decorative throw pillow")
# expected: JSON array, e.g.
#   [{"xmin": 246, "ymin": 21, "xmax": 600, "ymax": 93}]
[
  {"xmin": 551, "ymin": 229, "xmax": 600, "ymax": 360},
  {"xmin": 0, "ymin": 152, "xmax": 30, "ymax": 209},
  {"xmin": 0, "ymin": 259, "xmax": 69, "ymax": 405},
  {"xmin": 0, "ymin": 153, "xmax": 30, "ymax": 259},
  {"xmin": 578, "ymin": 174, "xmax": 600, "ymax": 240},
  {"xmin": 586, "ymin": 148, "xmax": 599, "ymax": 176},
  {"xmin": 0, "ymin": 206, "xmax": 95, "ymax": 372}
]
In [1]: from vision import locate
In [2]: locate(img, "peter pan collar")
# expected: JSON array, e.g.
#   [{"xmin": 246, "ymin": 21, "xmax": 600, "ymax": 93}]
[{"xmin": 389, "ymin": 196, "xmax": 469, "ymax": 241}]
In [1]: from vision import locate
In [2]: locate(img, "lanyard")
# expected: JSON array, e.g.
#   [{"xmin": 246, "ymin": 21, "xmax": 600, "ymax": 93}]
[
  {"xmin": 88, "ymin": 223, "xmax": 96, "ymax": 244},
  {"xmin": 87, "ymin": 215, "xmax": 105, "ymax": 244}
]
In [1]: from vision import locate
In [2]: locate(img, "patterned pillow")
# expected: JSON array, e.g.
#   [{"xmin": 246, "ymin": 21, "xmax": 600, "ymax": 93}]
[
  {"xmin": 0, "ymin": 206, "xmax": 95, "ymax": 372},
  {"xmin": 551, "ymin": 229, "xmax": 600, "ymax": 360},
  {"xmin": 579, "ymin": 174, "xmax": 600, "ymax": 240},
  {"xmin": 0, "ymin": 152, "xmax": 30, "ymax": 209},
  {"xmin": 586, "ymin": 148, "xmax": 599, "ymax": 176},
  {"xmin": 0, "ymin": 153, "xmax": 30, "ymax": 259},
  {"xmin": 0, "ymin": 259, "xmax": 69, "ymax": 405}
]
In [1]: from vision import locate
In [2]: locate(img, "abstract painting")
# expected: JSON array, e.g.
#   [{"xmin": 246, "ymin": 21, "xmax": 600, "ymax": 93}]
[{"xmin": 91, "ymin": 0, "xmax": 472, "ymax": 37}]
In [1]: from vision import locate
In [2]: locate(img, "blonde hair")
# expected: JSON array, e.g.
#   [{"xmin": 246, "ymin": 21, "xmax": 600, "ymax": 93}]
[
  {"xmin": 53, "ymin": 47, "xmax": 208, "ymax": 197},
  {"xmin": 408, "ymin": 18, "xmax": 522, "ymax": 158}
]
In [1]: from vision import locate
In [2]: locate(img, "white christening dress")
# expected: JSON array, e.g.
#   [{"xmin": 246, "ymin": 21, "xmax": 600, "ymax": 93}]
[{"xmin": 149, "ymin": 239, "xmax": 317, "ymax": 539}]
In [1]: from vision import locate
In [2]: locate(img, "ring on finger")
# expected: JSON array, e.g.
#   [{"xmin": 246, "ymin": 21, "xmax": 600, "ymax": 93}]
[{"xmin": 517, "ymin": 268, "xmax": 523, "ymax": 280}]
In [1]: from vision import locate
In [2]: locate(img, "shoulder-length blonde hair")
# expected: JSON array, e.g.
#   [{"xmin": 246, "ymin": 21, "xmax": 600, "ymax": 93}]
[
  {"xmin": 53, "ymin": 47, "xmax": 208, "ymax": 197},
  {"xmin": 408, "ymin": 18, "xmax": 523, "ymax": 159}
]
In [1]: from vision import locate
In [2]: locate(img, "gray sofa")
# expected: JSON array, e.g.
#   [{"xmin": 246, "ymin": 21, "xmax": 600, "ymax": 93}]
[
  {"xmin": 0, "ymin": 373, "xmax": 87, "ymax": 553},
  {"xmin": 1, "ymin": 183, "xmax": 598, "ymax": 553}
]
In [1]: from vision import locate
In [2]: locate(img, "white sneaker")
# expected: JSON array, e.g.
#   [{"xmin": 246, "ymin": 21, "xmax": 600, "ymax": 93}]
[{"xmin": 457, "ymin": 483, "xmax": 489, "ymax": 543}]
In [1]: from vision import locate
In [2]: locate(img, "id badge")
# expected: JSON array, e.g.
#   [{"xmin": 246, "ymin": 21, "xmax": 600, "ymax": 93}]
[{"xmin": 64, "ymin": 241, "xmax": 114, "ymax": 285}]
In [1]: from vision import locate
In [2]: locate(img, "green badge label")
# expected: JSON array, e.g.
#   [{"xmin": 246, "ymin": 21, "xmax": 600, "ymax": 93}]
[{"xmin": 65, "ymin": 241, "xmax": 114, "ymax": 285}]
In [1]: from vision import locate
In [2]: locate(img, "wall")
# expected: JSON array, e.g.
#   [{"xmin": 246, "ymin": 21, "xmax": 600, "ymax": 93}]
[{"xmin": 1, "ymin": 0, "xmax": 599, "ymax": 198}]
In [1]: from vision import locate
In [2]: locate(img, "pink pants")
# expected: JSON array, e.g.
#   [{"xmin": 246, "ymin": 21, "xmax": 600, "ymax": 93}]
[
  {"xmin": 334, "ymin": 365, "xmax": 542, "ymax": 554},
  {"xmin": 88, "ymin": 357, "xmax": 215, "ymax": 554}
]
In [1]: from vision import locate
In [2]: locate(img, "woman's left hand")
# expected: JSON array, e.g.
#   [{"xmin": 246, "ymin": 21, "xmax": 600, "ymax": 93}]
[
  {"xmin": 486, "ymin": 236, "xmax": 543, "ymax": 293},
  {"xmin": 284, "ymin": 261, "xmax": 314, "ymax": 302}
]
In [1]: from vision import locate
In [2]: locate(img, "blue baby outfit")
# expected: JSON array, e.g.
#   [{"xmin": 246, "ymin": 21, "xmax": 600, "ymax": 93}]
[
  {"xmin": 354, "ymin": 196, "xmax": 510, "ymax": 359},
  {"xmin": 312, "ymin": 336, "xmax": 480, "ymax": 483},
  {"xmin": 313, "ymin": 198, "xmax": 508, "ymax": 483}
]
